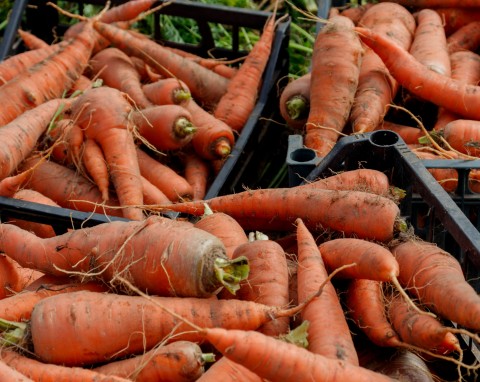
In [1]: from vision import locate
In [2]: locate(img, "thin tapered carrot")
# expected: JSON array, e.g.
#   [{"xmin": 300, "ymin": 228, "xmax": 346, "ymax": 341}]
[
  {"xmin": 140, "ymin": 175, "xmax": 172, "ymax": 206},
  {"xmin": 296, "ymin": 218, "xmax": 360, "ymax": 365},
  {"xmin": 410, "ymin": 9, "xmax": 451, "ymax": 76},
  {"xmin": 182, "ymin": 152, "xmax": 211, "ymax": 201},
  {"xmin": 0, "ymin": 215, "xmax": 248, "ymax": 299},
  {"xmin": 0, "ymin": 97, "xmax": 71, "ymax": 181},
  {"xmin": 391, "ymin": 239, "xmax": 480, "ymax": 331},
  {"xmin": 196, "ymin": 356, "xmax": 263, "ymax": 382},
  {"xmin": 0, "ymin": 349, "xmax": 131, "ymax": 382},
  {"xmin": 82, "ymin": 138, "xmax": 110, "ymax": 202},
  {"xmin": 0, "ymin": 358, "xmax": 33, "ymax": 382},
  {"xmin": 447, "ymin": 21, "xmax": 480, "ymax": 54},
  {"xmin": 154, "ymin": 187, "xmax": 403, "ymax": 242},
  {"xmin": 17, "ymin": 29, "xmax": 50, "ymax": 50},
  {"xmin": 133, "ymin": 104, "xmax": 197, "ymax": 151},
  {"xmin": 136, "ymin": 147, "xmax": 194, "ymax": 202},
  {"xmin": 213, "ymin": 4, "xmax": 279, "ymax": 132},
  {"xmin": 142, "ymin": 78, "xmax": 192, "ymax": 106},
  {"xmin": 345, "ymin": 278, "xmax": 402, "ymax": 348},
  {"xmin": 279, "ymin": 73, "xmax": 311, "ymax": 131},
  {"xmin": 0, "ymin": 21, "xmax": 95, "ymax": 126},
  {"xmin": 70, "ymin": 86, "xmax": 144, "ymax": 220},
  {"xmin": 93, "ymin": 21, "xmax": 229, "ymax": 109},
  {"xmin": 89, "ymin": 47, "xmax": 154, "ymax": 109},
  {"xmin": 355, "ymin": 26, "xmax": 480, "ymax": 120},
  {"xmin": 92, "ymin": 341, "xmax": 209, "ymax": 381},
  {"xmin": 305, "ymin": 15, "xmax": 363, "ymax": 157}
]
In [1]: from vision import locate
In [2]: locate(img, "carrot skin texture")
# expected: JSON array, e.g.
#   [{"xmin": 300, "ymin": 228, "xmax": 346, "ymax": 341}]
[
  {"xmin": 196, "ymin": 357, "xmax": 263, "ymax": 382},
  {"xmin": 140, "ymin": 176, "xmax": 172, "ymax": 206},
  {"xmin": 296, "ymin": 219, "xmax": 359, "ymax": 365},
  {"xmin": 0, "ymin": 216, "xmax": 230, "ymax": 298},
  {"xmin": 93, "ymin": 21, "xmax": 229, "ymax": 108},
  {"xmin": 447, "ymin": 21, "xmax": 480, "ymax": 54},
  {"xmin": 183, "ymin": 153, "xmax": 211, "ymax": 201},
  {"xmin": 391, "ymin": 240, "xmax": 480, "ymax": 331},
  {"xmin": 0, "ymin": 358, "xmax": 34, "ymax": 382},
  {"xmin": 441, "ymin": 119, "xmax": 480, "ymax": 156},
  {"xmin": 142, "ymin": 78, "xmax": 192, "ymax": 107}
]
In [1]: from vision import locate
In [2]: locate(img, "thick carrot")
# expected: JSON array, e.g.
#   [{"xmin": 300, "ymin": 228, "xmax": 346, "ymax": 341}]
[
  {"xmin": 213, "ymin": 7, "xmax": 278, "ymax": 132},
  {"xmin": 196, "ymin": 357, "xmax": 263, "ymax": 382},
  {"xmin": 434, "ymin": 7, "xmax": 480, "ymax": 36},
  {"xmin": 89, "ymin": 47, "xmax": 154, "ymax": 109},
  {"xmin": 0, "ymin": 21, "xmax": 94, "ymax": 126},
  {"xmin": 92, "ymin": 341, "xmax": 208, "ymax": 381},
  {"xmin": 0, "ymin": 98, "xmax": 70, "ymax": 180},
  {"xmin": 82, "ymin": 138, "xmax": 110, "ymax": 202},
  {"xmin": 9, "ymin": 289, "xmax": 303, "ymax": 366},
  {"xmin": 136, "ymin": 147, "xmax": 194, "ymax": 202},
  {"xmin": 350, "ymin": 2, "xmax": 415, "ymax": 134},
  {"xmin": 355, "ymin": 26, "xmax": 480, "ymax": 120},
  {"xmin": 447, "ymin": 21, "xmax": 480, "ymax": 54},
  {"xmin": 409, "ymin": 9, "xmax": 451, "ymax": 76},
  {"xmin": 44, "ymin": 118, "xmax": 84, "ymax": 166},
  {"xmin": 340, "ymin": 3, "xmax": 374, "ymax": 25},
  {"xmin": 156, "ymin": 187, "xmax": 402, "ymax": 242},
  {"xmin": 70, "ymin": 86, "xmax": 144, "ymax": 220},
  {"xmin": 0, "ymin": 215, "xmax": 248, "ymax": 298},
  {"xmin": 345, "ymin": 278, "xmax": 402, "ymax": 348},
  {"xmin": 279, "ymin": 73, "xmax": 311, "ymax": 131},
  {"xmin": 142, "ymin": 78, "xmax": 192, "ymax": 107},
  {"xmin": 387, "ymin": 292, "xmax": 462, "ymax": 355},
  {"xmin": 182, "ymin": 152, "xmax": 211, "ymax": 201},
  {"xmin": 133, "ymin": 104, "xmax": 197, "ymax": 151},
  {"xmin": 93, "ymin": 21, "xmax": 229, "ymax": 109},
  {"xmin": 0, "ymin": 349, "xmax": 131, "ymax": 382},
  {"xmin": 296, "ymin": 218, "xmax": 359, "ymax": 365},
  {"xmin": 391, "ymin": 239, "xmax": 480, "ymax": 331},
  {"xmin": 441, "ymin": 119, "xmax": 480, "ymax": 156},
  {"xmin": 305, "ymin": 15, "xmax": 363, "ymax": 157},
  {"xmin": 0, "ymin": 358, "xmax": 33, "ymax": 382}
]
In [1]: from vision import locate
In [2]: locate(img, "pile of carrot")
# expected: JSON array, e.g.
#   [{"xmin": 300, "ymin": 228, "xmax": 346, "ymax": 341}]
[{"xmin": 279, "ymin": 0, "xmax": 480, "ymax": 194}]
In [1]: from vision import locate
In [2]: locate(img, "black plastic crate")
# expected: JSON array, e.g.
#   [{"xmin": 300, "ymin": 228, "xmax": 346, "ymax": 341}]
[{"xmin": 0, "ymin": 0, "xmax": 290, "ymax": 216}]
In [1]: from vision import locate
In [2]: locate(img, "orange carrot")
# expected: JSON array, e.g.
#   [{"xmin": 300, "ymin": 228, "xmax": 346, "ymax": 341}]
[
  {"xmin": 305, "ymin": 15, "xmax": 363, "ymax": 157},
  {"xmin": 93, "ymin": 21, "xmax": 229, "ymax": 109},
  {"xmin": 89, "ymin": 47, "xmax": 154, "ymax": 109},
  {"xmin": 391, "ymin": 239, "xmax": 480, "ymax": 331},
  {"xmin": 412, "ymin": 150, "xmax": 459, "ymax": 192},
  {"xmin": 345, "ymin": 278, "xmax": 402, "ymax": 347},
  {"xmin": 378, "ymin": 0, "xmax": 480, "ymax": 8},
  {"xmin": 377, "ymin": 121, "xmax": 424, "ymax": 145},
  {"xmin": 0, "ymin": 357, "xmax": 34, "ymax": 382},
  {"xmin": 0, "ymin": 215, "xmax": 249, "ymax": 299},
  {"xmin": 70, "ymin": 86, "xmax": 145, "ymax": 220},
  {"xmin": 340, "ymin": 3, "xmax": 374, "ymax": 25},
  {"xmin": 142, "ymin": 78, "xmax": 192, "ymax": 106},
  {"xmin": 82, "ymin": 138, "xmax": 110, "ymax": 202},
  {"xmin": 140, "ymin": 175, "xmax": 172, "ymax": 206},
  {"xmin": 17, "ymin": 29, "xmax": 50, "ymax": 50},
  {"xmin": 92, "ymin": 341, "xmax": 209, "ymax": 381},
  {"xmin": 182, "ymin": 152, "xmax": 211, "ymax": 201},
  {"xmin": 447, "ymin": 21, "xmax": 480, "ymax": 53},
  {"xmin": 0, "ymin": 349, "xmax": 131, "ymax": 382},
  {"xmin": 136, "ymin": 147, "xmax": 194, "ymax": 202},
  {"xmin": 410, "ymin": 9, "xmax": 451, "ymax": 76},
  {"xmin": 355, "ymin": 26, "xmax": 480, "ymax": 120},
  {"xmin": 441, "ymin": 119, "xmax": 480, "ymax": 156},
  {"xmin": 434, "ymin": 7, "xmax": 480, "ymax": 36},
  {"xmin": 196, "ymin": 357, "xmax": 263, "ymax": 382},
  {"xmin": 156, "ymin": 187, "xmax": 402, "ymax": 242},
  {"xmin": 44, "ymin": 118, "xmax": 84, "ymax": 166},
  {"xmin": 213, "ymin": 6, "xmax": 279, "ymax": 132},
  {"xmin": 387, "ymin": 292, "xmax": 462, "ymax": 355},
  {"xmin": 279, "ymin": 73, "xmax": 311, "ymax": 131},
  {"xmin": 133, "ymin": 104, "xmax": 197, "ymax": 151},
  {"xmin": 296, "ymin": 218, "xmax": 359, "ymax": 365}
]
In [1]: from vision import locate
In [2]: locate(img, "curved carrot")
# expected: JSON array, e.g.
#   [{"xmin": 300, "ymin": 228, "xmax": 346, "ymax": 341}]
[
  {"xmin": 296, "ymin": 218, "xmax": 359, "ymax": 365},
  {"xmin": 305, "ymin": 15, "xmax": 363, "ymax": 157},
  {"xmin": 447, "ymin": 21, "xmax": 480, "ymax": 54},
  {"xmin": 279, "ymin": 73, "xmax": 311, "ymax": 131},
  {"xmin": 355, "ymin": 26, "xmax": 480, "ymax": 121},
  {"xmin": 82, "ymin": 138, "xmax": 110, "ymax": 202},
  {"xmin": 93, "ymin": 21, "xmax": 229, "ymax": 109},
  {"xmin": 182, "ymin": 152, "xmax": 211, "ymax": 201}
]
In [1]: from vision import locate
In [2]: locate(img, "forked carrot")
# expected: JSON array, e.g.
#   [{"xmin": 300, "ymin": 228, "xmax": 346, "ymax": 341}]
[
  {"xmin": 44, "ymin": 118, "xmax": 84, "ymax": 166},
  {"xmin": 82, "ymin": 138, "xmax": 110, "ymax": 202}
]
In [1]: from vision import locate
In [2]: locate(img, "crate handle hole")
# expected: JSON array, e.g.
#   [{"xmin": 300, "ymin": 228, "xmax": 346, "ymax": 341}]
[
  {"xmin": 370, "ymin": 130, "xmax": 400, "ymax": 147},
  {"xmin": 290, "ymin": 148, "xmax": 317, "ymax": 163}
]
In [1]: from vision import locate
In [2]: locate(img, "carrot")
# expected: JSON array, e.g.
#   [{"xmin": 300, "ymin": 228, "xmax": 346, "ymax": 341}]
[
  {"xmin": 89, "ymin": 47, "xmax": 154, "ymax": 109},
  {"xmin": 387, "ymin": 292, "xmax": 462, "ymax": 355},
  {"xmin": 391, "ymin": 239, "xmax": 480, "ymax": 331},
  {"xmin": 305, "ymin": 15, "xmax": 363, "ymax": 157},
  {"xmin": 140, "ymin": 176, "xmax": 172, "ymax": 206},
  {"xmin": 411, "ymin": 149, "xmax": 459, "ymax": 192},
  {"xmin": 440, "ymin": 119, "xmax": 480, "ymax": 156},
  {"xmin": 196, "ymin": 356, "xmax": 263, "ymax": 382},
  {"xmin": 378, "ymin": 0, "xmax": 480, "ymax": 8},
  {"xmin": 433, "ymin": 50, "xmax": 480, "ymax": 131},
  {"xmin": 43, "ymin": 118, "xmax": 84, "ymax": 166},
  {"xmin": 5, "ymin": 289, "xmax": 304, "ymax": 366},
  {"xmin": 93, "ymin": 21, "xmax": 229, "ymax": 109},
  {"xmin": 182, "ymin": 152, "xmax": 211, "ymax": 201},
  {"xmin": 355, "ymin": 26, "xmax": 480, "ymax": 121},
  {"xmin": 447, "ymin": 21, "xmax": 480, "ymax": 54},
  {"xmin": 349, "ymin": 2, "xmax": 415, "ymax": 134},
  {"xmin": 345, "ymin": 278, "xmax": 402, "ymax": 348},
  {"xmin": 142, "ymin": 78, "xmax": 192, "ymax": 107},
  {"xmin": 0, "ymin": 281, "xmax": 107, "ymax": 322},
  {"xmin": 81, "ymin": 138, "xmax": 110, "ymax": 202},
  {"xmin": 136, "ymin": 147, "xmax": 194, "ymax": 202},
  {"xmin": 156, "ymin": 187, "xmax": 403, "ymax": 242},
  {"xmin": 378, "ymin": 120, "xmax": 424, "ymax": 145},
  {"xmin": 0, "ymin": 98, "xmax": 71, "ymax": 181},
  {"xmin": 279, "ymin": 73, "xmax": 311, "ymax": 131},
  {"xmin": 0, "ymin": 215, "xmax": 250, "ymax": 299},
  {"xmin": 0, "ymin": 349, "xmax": 131, "ymax": 382},
  {"xmin": 70, "ymin": 86, "xmax": 145, "ymax": 220},
  {"xmin": 434, "ymin": 7, "xmax": 480, "ymax": 36},
  {"xmin": 17, "ymin": 29, "xmax": 50, "ymax": 50},
  {"xmin": 0, "ymin": 358, "xmax": 33, "ymax": 382},
  {"xmin": 410, "ymin": 9, "xmax": 451, "ymax": 76},
  {"xmin": 193, "ymin": 205, "xmax": 248, "ymax": 259},
  {"xmin": 9, "ymin": 189, "xmax": 61, "ymax": 238},
  {"xmin": 340, "ymin": 3, "xmax": 374, "ymax": 25},
  {"xmin": 92, "ymin": 341, "xmax": 210, "ymax": 381},
  {"xmin": 133, "ymin": 104, "xmax": 197, "ymax": 151},
  {"xmin": 213, "ymin": 5, "xmax": 279, "ymax": 132},
  {"xmin": 0, "ymin": 21, "xmax": 94, "ymax": 126},
  {"xmin": 296, "ymin": 218, "xmax": 359, "ymax": 365}
]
